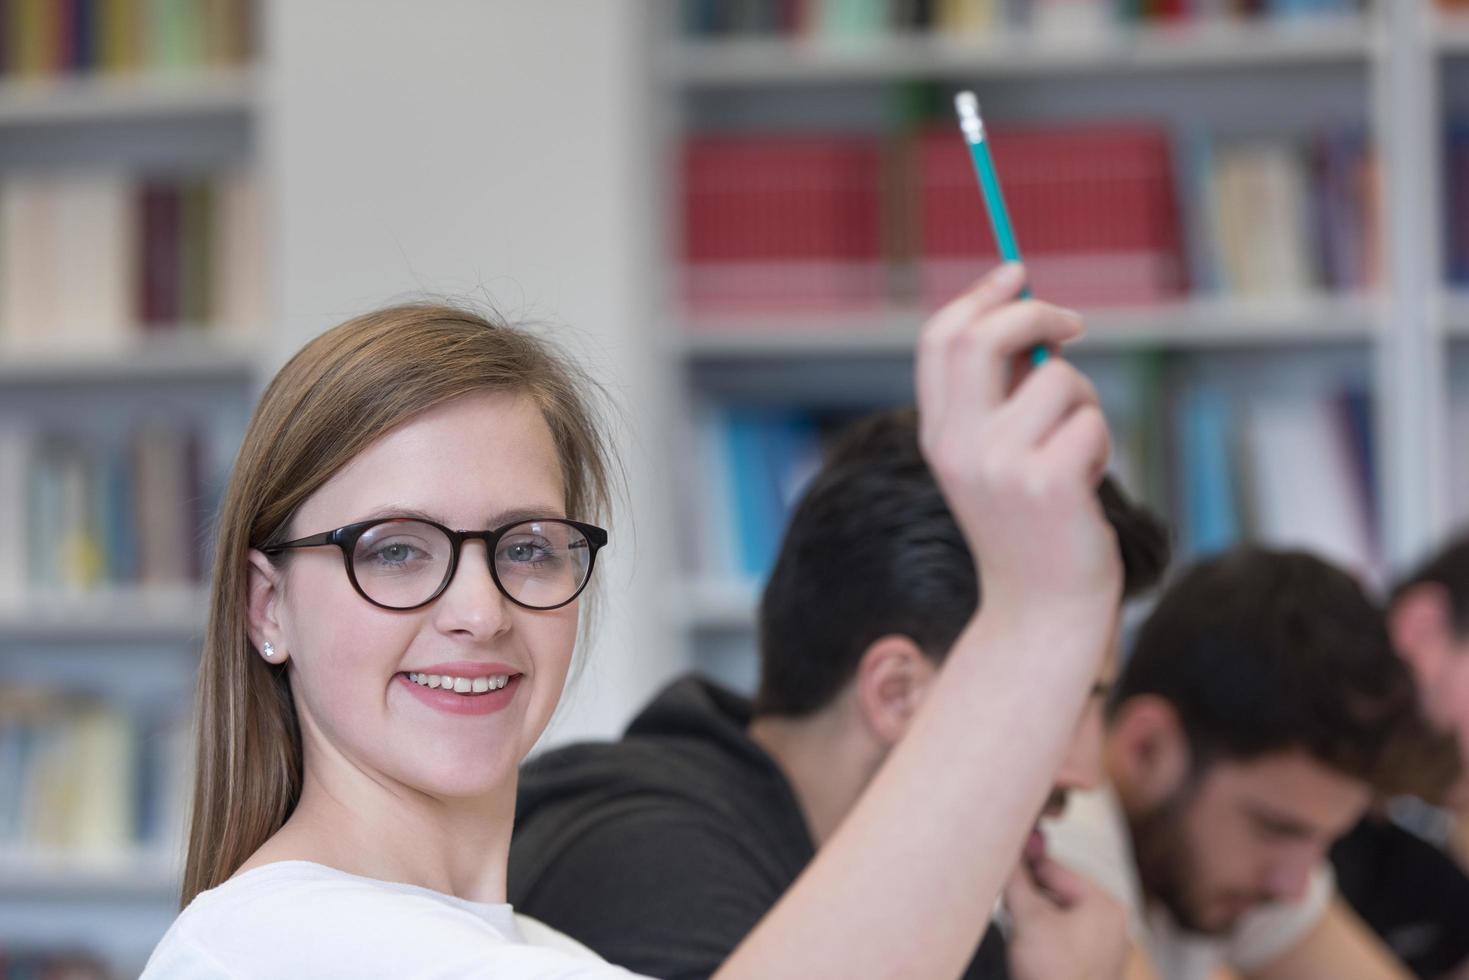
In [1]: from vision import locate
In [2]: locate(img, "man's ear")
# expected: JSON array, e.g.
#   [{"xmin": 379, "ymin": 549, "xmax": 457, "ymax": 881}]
[
  {"xmin": 247, "ymin": 549, "xmax": 289, "ymax": 663},
  {"xmin": 853, "ymin": 635, "xmax": 938, "ymax": 748},
  {"xmin": 1390, "ymin": 583, "xmax": 1455, "ymax": 684},
  {"xmin": 1107, "ymin": 695, "xmax": 1191, "ymax": 808}
]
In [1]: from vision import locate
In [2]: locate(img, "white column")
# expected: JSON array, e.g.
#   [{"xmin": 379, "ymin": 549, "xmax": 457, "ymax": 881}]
[{"xmin": 264, "ymin": 0, "xmax": 680, "ymax": 742}]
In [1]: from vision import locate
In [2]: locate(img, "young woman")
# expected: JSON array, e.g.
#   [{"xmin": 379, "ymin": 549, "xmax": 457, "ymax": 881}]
[{"xmin": 143, "ymin": 262, "xmax": 1120, "ymax": 978}]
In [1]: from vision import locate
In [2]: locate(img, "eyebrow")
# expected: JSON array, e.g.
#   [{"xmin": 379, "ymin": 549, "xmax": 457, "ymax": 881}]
[
  {"xmin": 357, "ymin": 504, "xmax": 568, "ymax": 527},
  {"xmin": 1242, "ymin": 802, "xmax": 1318, "ymax": 840}
]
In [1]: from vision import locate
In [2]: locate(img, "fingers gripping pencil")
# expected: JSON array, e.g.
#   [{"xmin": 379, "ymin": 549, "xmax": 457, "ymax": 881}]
[{"xmin": 954, "ymin": 91, "xmax": 1051, "ymax": 366}]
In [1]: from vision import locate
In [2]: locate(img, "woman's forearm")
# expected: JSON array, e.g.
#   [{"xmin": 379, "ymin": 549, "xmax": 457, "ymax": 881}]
[{"xmin": 717, "ymin": 606, "xmax": 1108, "ymax": 980}]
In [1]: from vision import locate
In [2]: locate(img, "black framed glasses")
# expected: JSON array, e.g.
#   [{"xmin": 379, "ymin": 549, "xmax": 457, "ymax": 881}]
[{"xmin": 260, "ymin": 516, "xmax": 608, "ymax": 611}]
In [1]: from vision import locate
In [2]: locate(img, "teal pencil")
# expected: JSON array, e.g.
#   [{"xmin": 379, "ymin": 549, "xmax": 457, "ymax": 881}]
[{"xmin": 954, "ymin": 91, "xmax": 1049, "ymax": 365}]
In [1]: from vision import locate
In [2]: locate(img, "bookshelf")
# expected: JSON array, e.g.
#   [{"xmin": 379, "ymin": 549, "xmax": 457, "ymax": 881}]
[
  {"xmin": 0, "ymin": 849, "xmax": 179, "ymax": 899},
  {"xmin": 665, "ymin": 16, "xmax": 1374, "ymax": 86},
  {"xmin": 680, "ymin": 293, "xmax": 1377, "ymax": 358},
  {"xmin": 0, "ymin": 586, "xmax": 209, "ymax": 641},
  {"xmin": 0, "ymin": 2, "xmax": 261, "ymax": 976},
  {"xmin": 657, "ymin": 0, "xmax": 1450, "ymax": 685},
  {"xmin": 0, "ymin": 339, "xmax": 257, "ymax": 384},
  {"xmin": 0, "ymin": 68, "xmax": 255, "ymax": 127}
]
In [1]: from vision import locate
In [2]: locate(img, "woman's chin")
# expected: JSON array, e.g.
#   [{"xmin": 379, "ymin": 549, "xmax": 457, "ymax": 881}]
[{"xmin": 393, "ymin": 754, "xmax": 522, "ymax": 802}]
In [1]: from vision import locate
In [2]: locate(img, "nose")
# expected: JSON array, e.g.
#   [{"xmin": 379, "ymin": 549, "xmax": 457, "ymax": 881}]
[
  {"xmin": 1263, "ymin": 849, "xmax": 1317, "ymax": 903},
  {"xmin": 431, "ymin": 540, "xmax": 512, "ymax": 639}
]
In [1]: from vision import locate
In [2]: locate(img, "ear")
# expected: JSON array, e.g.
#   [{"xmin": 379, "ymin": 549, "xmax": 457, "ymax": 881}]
[
  {"xmin": 1390, "ymin": 583, "xmax": 1454, "ymax": 683},
  {"xmin": 1106, "ymin": 695, "xmax": 1190, "ymax": 809},
  {"xmin": 247, "ymin": 549, "xmax": 289, "ymax": 664},
  {"xmin": 853, "ymin": 635, "xmax": 938, "ymax": 748}
]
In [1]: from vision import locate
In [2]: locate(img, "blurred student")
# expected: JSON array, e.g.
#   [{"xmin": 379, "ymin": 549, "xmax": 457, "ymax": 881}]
[
  {"xmin": 1045, "ymin": 548, "xmax": 1452, "ymax": 980},
  {"xmin": 1332, "ymin": 537, "xmax": 1469, "ymax": 979},
  {"xmin": 509, "ymin": 406, "xmax": 1171, "ymax": 980}
]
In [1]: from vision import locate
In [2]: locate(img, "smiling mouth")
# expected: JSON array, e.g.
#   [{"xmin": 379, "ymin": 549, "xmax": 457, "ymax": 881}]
[{"xmin": 400, "ymin": 671, "xmax": 517, "ymax": 695}]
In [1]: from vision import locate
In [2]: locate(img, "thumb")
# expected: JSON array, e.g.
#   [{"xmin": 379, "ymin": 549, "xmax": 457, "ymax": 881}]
[
  {"xmin": 1004, "ymin": 862, "xmax": 1058, "ymax": 927},
  {"xmin": 1028, "ymin": 857, "xmax": 1091, "ymax": 909}
]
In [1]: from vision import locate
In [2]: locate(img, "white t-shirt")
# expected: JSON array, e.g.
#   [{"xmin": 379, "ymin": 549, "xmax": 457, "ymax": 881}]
[
  {"xmin": 1043, "ymin": 783, "xmax": 1333, "ymax": 980},
  {"xmin": 141, "ymin": 860, "xmax": 651, "ymax": 979}
]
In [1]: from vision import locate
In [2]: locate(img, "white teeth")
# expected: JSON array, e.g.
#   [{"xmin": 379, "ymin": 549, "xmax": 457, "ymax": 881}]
[{"xmin": 406, "ymin": 671, "xmax": 513, "ymax": 693}]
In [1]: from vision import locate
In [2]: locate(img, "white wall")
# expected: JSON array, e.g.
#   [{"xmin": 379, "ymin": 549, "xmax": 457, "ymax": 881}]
[{"xmin": 264, "ymin": 0, "xmax": 682, "ymax": 743}]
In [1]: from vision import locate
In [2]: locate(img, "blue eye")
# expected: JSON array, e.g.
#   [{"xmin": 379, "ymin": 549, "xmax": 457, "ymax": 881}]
[
  {"xmin": 365, "ymin": 540, "xmax": 433, "ymax": 568},
  {"xmin": 498, "ymin": 536, "xmax": 558, "ymax": 565}
]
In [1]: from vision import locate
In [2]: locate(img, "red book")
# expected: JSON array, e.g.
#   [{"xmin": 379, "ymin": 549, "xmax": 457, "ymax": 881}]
[
  {"xmin": 138, "ymin": 180, "xmax": 183, "ymax": 329},
  {"xmin": 683, "ymin": 135, "xmax": 885, "ymax": 313},
  {"xmin": 55, "ymin": 0, "xmax": 77, "ymax": 73},
  {"xmin": 918, "ymin": 122, "xmax": 1186, "ymax": 308}
]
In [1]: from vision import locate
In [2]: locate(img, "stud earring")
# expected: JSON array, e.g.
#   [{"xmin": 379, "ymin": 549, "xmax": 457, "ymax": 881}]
[{"xmin": 262, "ymin": 641, "xmax": 277, "ymax": 660}]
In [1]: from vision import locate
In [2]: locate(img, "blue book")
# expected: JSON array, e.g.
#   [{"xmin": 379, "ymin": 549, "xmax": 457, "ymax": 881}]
[
  {"xmin": 73, "ymin": 0, "xmax": 99, "ymax": 72},
  {"xmin": 1179, "ymin": 386, "xmax": 1238, "ymax": 557},
  {"xmin": 1179, "ymin": 123, "xmax": 1222, "ymax": 296},
  {"xmin": 104, "ymin": 440, "xmax": 139, "ymax": 584},
  {"xmin": 1334, "ymin": 385, "xmax": 1379, "ymax": 558},
  {"xmin": 1450, "ymin": 125, "xmax": 1469, "ymax": 287},
  {"xmin": 724, "ymin": 410, "xmax": 778, "ymax": 579}
]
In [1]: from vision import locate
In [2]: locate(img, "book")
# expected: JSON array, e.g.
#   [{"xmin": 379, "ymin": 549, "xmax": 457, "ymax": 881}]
[
  {"xmin": 133, "ymin": 419, "xmax": 193, "ymax": 585},
  {"xmin": 677, "ymin": 0, "xmax": 1356, "ymax": 39},
  {"xmin": 210, "ymin": 168, "xmax": 263, "ymax": 334},
  {"xmin": 918, "ymin": 122, "xmax": 1186, "ymax": 308},
  {"xmin": 51, "ymin": 169, "xmax": 133, "ymax": 344},
  {"xmin": 137, "ymin": 179, "xmax": 182, "ymax": 328},
  {"xmin": 682, "ymin": 135, "xmax": 885, "ymax": 312},
  {"xmin": 1, "ymin": 0, "xmax": 251, "ymax": 77},
  {"xmin": 0, "ymin": 425, "xmax": 31, "ymax": 603},
  {"xmin": 3, "ymin": 419, "xmax": 216, "ymax": 596},
  {"xmin": 1210, "ymin": 140, "xmax": 1317, "ymax": 296},
  {"xmin": 0, "ymin": 173, "xmax": 58, "ymax": 345},
  {"xmin": 1176, "ymin": 385, "xmax": 1239, "ymax": 557},
  {"xmin": 1239, "ymin": 389, "xmax": 1376, "ymax": 579},
  {"xmin": 0, "ymin": 686, "xmax": 185, "ymax": 857},
  {"xmin": 179, "ymin": 177, "xmax": 215, "ymax": 327}
]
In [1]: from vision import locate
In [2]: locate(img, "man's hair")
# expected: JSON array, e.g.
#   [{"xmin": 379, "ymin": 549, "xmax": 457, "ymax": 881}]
[
  {"xmin": 1114, "ymin": 547, "xmax": 1456, "ymax": 798},
  {"xmin": 752, "ymin": 407, "xmax": 1170, "ymax": 718},
  {"xmin": 1391, "ymin": 532, "xmax": 1469, "ymax": 636}
]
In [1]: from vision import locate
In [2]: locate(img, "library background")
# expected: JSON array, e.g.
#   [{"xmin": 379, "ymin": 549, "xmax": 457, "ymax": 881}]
[{"xmin": 0, "ymin": 0, "xmax": 1464, "ymax": 975}]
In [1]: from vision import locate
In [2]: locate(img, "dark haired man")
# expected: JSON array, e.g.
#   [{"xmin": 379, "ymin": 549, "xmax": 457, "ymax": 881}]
[
  {"xmin": 508, "ymin": 406, "xmax": 1170, "ymax": 980},
  {"xmin": 1331, "ymin": 536, "xmax": 1469, "ymax": 979},
  {"xmin": 1045, "ymin": 548, "xmax": 1442, "ymax": 980}
]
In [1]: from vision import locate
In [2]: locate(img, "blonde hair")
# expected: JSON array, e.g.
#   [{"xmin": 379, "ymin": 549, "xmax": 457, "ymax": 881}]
[{"xmin": 181, "ymin": 304, "xmax": 615, "ymax": 906}]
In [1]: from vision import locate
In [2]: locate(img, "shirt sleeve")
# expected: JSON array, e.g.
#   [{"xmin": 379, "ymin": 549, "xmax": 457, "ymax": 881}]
[
  {"xmin": 1041, "ymin": 783, "xmax": 1149, "ymax": 939},
  {"xmin": 513, "ymin": 803, "xmax": 789, "ymax": 980},
  {"xmin": 1223, "ymin": 863, "xmax": 1335, "ymax": 972}
]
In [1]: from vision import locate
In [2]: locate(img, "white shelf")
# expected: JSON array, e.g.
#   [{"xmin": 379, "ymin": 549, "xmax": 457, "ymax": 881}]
[
  {"xmin": 0, "ymin": 587, "xmax": 210, "ymax": 641},
  {"xmin": 678, "ymin": 293, "xmax": 1376, "ymax": 359},
  {"xmin": 0, "ymin": 69, "xmax": 256, "ymax": 127},
  {"xmin": 0, "ymin": 849, "xmax": 179, "ymax": 899},
  {"xmin": 674, "ymin": 579, "xmax": 761, "ymax": 631},
  {"xmin": 665, "ymin": 17, "xmax": 1372, "ymax": 87},
  {"xmin": 0, "ymin": 334, "xmax": 259, "ymax": 384}
]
